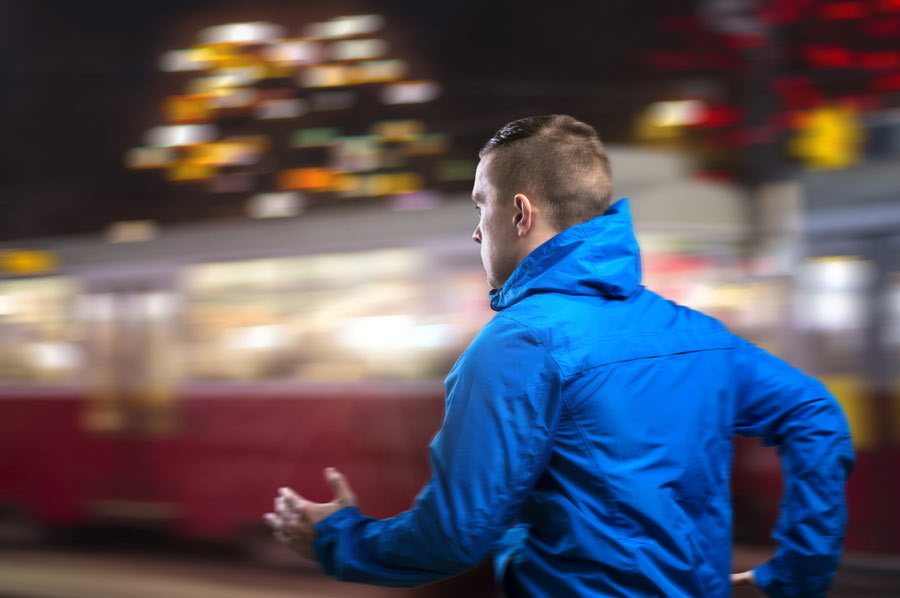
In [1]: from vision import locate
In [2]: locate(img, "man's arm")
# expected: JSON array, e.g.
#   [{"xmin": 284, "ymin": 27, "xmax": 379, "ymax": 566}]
[
  {"xmin": 733, "ymin": 338, "xmax": 855, "ymax": 598},
  {"xmin": 309, "ymin": 316, "xmax": 563, "ymax": 587}
]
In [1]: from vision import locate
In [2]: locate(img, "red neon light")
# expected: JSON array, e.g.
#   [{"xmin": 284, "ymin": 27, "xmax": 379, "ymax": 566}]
[
  {"xmin": 698, "ymin": 106, "xmax": 741, "ymax": 128},
  {"xmin": 762, "ymin": 0, "xmax": 819, "ymax": 24},
  {"xmin": 803, "ymin": 44, "xmax": 853, "ymax": 68},
  {"xmin": 877, "ymin": 0, "xmax": 900, "ymax": 11},
  {"xmin": 819, "ymin": 2, "xmax": 866, "ymax": 19},
  {"xmin": 860, "ymin": 51, "xmax": 900, "ymax": 70}
]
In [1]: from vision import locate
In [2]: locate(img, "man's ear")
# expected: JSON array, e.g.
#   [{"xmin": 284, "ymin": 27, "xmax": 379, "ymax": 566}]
[{"xmin": 513, "ymin": 193, "xmax": 534, "ymax": 237}]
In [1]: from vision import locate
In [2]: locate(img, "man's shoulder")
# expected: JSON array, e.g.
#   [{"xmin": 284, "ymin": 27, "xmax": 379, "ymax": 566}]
[{"xmin": 491, "ymin": 288, "xmax": 739, "ymax": 374}]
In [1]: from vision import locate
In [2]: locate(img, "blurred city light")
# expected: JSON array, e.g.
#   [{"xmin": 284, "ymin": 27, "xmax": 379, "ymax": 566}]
[
  {"xmin": 646, "ymin": 100, "xmax": 707, "ymax": 127},
  {"xmin": 145, "ymin": 124, "xmax": 218, "ymax": 147},
  {"xmin": 304, "ymin": 14, "xmax": 386, "ymax": 39},
  {"xmin": 379, "ymin": 81, "xmax": 441, "ymax": 104},
  {"xmin": 105, "ymin": 220, "xmax": 159, "ymax": 243},
  {"xmin": 198, "ymin": 22, "xmax": 285, "ymax": 45},
  {"xmin": 329, "ymin": 39, "xmax": 389, "ymax": 61},
  {"xmin": 247, "ymin": 192, "xmax": 305, "ymax": 219}
]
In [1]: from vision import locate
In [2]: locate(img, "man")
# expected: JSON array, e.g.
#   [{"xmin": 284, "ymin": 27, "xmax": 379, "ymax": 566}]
[{"xmin": 265, "ymin": 115, "xmax": 854, "ymax": 597}]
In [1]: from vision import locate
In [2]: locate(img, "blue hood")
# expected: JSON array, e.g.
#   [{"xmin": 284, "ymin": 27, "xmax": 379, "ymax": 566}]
[{"xmin": 490, "ymin": 198, "xmax": 642, "ymax": 311}]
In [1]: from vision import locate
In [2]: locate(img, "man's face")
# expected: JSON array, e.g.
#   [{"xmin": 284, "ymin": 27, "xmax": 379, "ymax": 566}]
[{"xmin": 471, "ymin": 156, "xmax": 521, "ymax": 290}]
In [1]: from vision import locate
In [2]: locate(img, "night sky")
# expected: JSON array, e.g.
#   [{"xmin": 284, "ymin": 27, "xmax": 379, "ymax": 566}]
[{"xmin": 0, "ymin": 1, "xmax": 696, "ymax": 240}]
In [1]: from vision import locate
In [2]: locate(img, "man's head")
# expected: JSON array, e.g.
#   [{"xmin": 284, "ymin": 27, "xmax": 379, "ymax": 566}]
[{"xmin": 471, "ymin": 114, "xmax": 613, "ymax": 290}]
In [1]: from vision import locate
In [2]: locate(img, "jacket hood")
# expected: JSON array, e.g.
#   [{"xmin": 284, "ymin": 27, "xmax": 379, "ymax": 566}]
[{"xmin": 490, "ymin": 198, "xmax": 642, "ymax": 311}]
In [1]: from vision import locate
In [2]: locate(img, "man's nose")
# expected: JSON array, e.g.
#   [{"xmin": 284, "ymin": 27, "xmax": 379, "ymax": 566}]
[{"xmin": 472, "ymin": 225, "xmax": 481, "ymax": 244}]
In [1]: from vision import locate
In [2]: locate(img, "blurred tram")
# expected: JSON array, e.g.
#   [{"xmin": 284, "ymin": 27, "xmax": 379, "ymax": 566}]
[
  {"xmin": 1, "ymin": 149, "xmax": 897, "ymax": 556},
  {"xmin": 0, "ymin": 200, "xmax": 494, "ymax": 548}
]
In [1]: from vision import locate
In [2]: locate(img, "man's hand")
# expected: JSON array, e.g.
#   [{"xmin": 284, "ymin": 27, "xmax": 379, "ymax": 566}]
[
  {"xmin": 731, "ymin": 570, "xmax": 756, "ymax": 587},
  {"xmin": 263, "ymin": 467, "xmax": 357, "ymax": 560}
]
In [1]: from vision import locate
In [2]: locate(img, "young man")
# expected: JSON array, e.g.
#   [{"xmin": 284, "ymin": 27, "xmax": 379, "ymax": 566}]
[{"xmin": 265, "ymin": 115, "xmax": 853, "ymax": 597}]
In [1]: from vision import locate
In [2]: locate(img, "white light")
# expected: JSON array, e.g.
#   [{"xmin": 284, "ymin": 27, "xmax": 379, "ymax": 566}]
[
  {"xmin": 255, "ymin": 98, "xmax": 308, "ymax": 120},
  {"xmin": 145, "ymin": 124, "xmax": 217, "ymax": 147},
  {"xmin": 247, "ymin": 192, "xmax": 304, "ymax": 219},
  {"xmin": 263, "ymin": 40, "xmax": 323, "ymax": 65},
  {"xmin": 800, "ymin": 258, "xmax": 873, "ymax": 291},
  {"xmin": 144, "ymin": 293, "xmax": 176, "ymax": 318},
  {"xmin": 225, "ymin": 325, "xmax": 290, "ymax": 350},
  {"xmin": 801, "ymin": 293, "xmax": 864, "ymax": 331},
  {"xmin": 380, "ymin": 81, "xmax": 441, "ymax": 105},
  {"xmin": 199, "ymin": 22, "xmax": 285, "ymax": 45},
  {"xmin": 30, "ymin": 342, "xmax": 82, "ymax": 371},
  {"xmin": 407, "ymin": 324, "xmax": 452, "ymax": 348},
  {"xmin": 0, "ymin": 294, "xmax": 14, "ymax": 316},
  {"xmin": 339, "ymin": 315, "xmax": 413, "ymax": 351},
  {"xmin": 330, "ymin": 39, "xmax": 388, "ymax": 61},
  {"xmin": 305, "ymin": 14, "xmax": 385, "ymax": 39},
  {"xmin": 647, "ymin": 100, "xmax": 706, "ymax": 127}
]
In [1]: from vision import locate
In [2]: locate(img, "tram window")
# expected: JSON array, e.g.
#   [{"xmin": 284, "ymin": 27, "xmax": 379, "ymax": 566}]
[
  {"xmin": 181, "ymin": 249, "xmax": 491, "ymax": 383},
  {"xmin": 0, "ymin": 277, "xmax": 84, "ymax": 384}
]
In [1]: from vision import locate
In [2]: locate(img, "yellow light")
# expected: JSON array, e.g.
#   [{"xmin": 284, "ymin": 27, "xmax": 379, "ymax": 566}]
[
  {"xmin": 0, "ymin": 250, "xmax": 59, "ymax": 275},
  {"xmin": 789, "ymin": 105, "xmax": 863, "ymax": 169},
  {"xmin": 166, "ymin": 162, "xmax": 217, "ymax": 182}
]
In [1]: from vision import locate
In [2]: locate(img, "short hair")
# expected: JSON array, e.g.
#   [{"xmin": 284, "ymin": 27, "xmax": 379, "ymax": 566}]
[{"xmin": 479, "ymin": 115, "xmax": 612, "ymax": 231}]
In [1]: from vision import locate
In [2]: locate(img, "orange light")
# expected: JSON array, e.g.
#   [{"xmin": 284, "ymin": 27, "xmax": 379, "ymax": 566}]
[
  {"xmin": 278, "ymin": 168, "xmax": 337, "ymax": 190},
  {"xmin": 164, "ymin": 94, "xmax": 215, "ymax": 123}
]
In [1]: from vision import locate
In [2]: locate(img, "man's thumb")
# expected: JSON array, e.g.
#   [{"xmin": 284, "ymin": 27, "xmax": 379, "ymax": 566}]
[{"xmin": 324, "ymin": 467, "xmax": 356, "ymax": 505}]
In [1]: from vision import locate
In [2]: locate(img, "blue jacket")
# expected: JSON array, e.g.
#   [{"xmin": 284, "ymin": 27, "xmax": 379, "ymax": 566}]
[{"xmin": 313, "ymin": 198, "xmax": 854, "ymax": 597}]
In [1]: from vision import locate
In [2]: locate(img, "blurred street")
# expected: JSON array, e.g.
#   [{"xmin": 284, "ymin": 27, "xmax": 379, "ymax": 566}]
[{"xmin": 1, "ymin": 542, "xmax": 899, "ymax": 598}]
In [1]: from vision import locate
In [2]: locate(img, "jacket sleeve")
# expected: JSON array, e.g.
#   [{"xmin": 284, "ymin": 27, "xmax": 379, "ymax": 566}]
[
  {"xmin": 733, "ymin": 338, "xmax": 854, "ymax": 598},
  {"xmin": 312, "ymin": 316, "xmax": 563, "ymax": 587}
]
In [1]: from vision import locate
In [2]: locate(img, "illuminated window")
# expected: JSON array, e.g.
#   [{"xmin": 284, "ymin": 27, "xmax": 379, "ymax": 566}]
[
  {"xmin": 181, "ymin": 248, "xmax": 490, "ymax": 383},
  {"xmin": 0, "ymin": 277, "xmax": 84, "ymax": 384}
]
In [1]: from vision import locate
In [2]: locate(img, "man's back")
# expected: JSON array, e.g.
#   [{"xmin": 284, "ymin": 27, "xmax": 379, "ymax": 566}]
[
  {"xmin": 486, "ymin": 199, "xmax": 852, "ymax": 596},
  {"xmin": 495, "ymin": 283, "xmax": 739, "ymax": 596}
]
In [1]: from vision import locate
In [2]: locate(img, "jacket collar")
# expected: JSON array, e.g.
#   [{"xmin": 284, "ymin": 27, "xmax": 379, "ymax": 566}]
[{"xmin": 489, "ymin": 198, "xmax": 642, "ymax": 311}]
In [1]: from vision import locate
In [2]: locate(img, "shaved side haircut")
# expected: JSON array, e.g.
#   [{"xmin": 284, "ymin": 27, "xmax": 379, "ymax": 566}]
[{"xmin": 479, "ymin": 115, "xmax": 613, "ymax": 231}]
